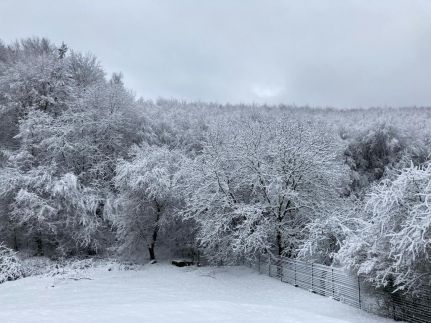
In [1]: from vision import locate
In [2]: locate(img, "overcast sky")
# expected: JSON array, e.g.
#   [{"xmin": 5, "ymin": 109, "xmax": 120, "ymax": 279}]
[{"xmin": 1, "ymin": 0, "xmax": 430, "ymax": 108}]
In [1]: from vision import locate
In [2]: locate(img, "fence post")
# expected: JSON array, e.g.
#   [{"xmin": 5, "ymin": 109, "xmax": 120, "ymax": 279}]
[
  {"xmin": 294, "ymin": 261, "xmax": 297, "ymax": 286},
  {"xmin": 332, "ymin": 268, "xmax": 335, "ymax": 298}
]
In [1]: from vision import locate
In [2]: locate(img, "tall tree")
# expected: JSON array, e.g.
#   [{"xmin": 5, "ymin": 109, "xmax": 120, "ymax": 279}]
[
  {"xmin": 183, "ymin": 116, "xmax": 347, "ymax": 263},
  {"xmin": 112, "ymin": 145, "xmax": 187, "ymax": 262}
]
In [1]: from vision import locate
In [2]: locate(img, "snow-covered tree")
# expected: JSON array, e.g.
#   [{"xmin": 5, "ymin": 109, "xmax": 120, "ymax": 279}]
[
  {"xmin": 68, "ymin": 51, "xmax": 105, "ymax": 88},
  {"xmin": 111, "ymin": 145, "xmax": 188, "ymax": 261},
  {"xmin": 344, "ymin": 123, "xmax": 429, "ymax": 195},
  {"xmin": 0, "ymin": 38, "xmax": 74, "ymax": 119},
  {"xmin": 183, "ymin": 116, "xmax": 347, "ymax": 263},
  {"xmin": 0, "ymin": 164, "xmax": 103, "ymax": 255},
  {"xmin": 338, "ymin": 161, "xmax": 431, "ymax": 293},
  {"xmin": 0, "ymin": 38, "xmax": 143, "ymax": 255}
]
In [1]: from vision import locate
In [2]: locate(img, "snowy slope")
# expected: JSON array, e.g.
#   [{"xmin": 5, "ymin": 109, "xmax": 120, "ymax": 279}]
[{"xmin": 0, "ymin": 264, "xmax": 395, "ymax": 323}]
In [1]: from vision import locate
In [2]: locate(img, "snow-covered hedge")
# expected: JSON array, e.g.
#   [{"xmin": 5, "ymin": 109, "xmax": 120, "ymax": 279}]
[{"xmin": 0, "ymin": 244, "xmax": 24, "ymax": 283}]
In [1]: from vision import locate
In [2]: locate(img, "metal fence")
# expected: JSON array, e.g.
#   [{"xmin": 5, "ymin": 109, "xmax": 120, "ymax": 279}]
[
  {"xmin": 247, "ymin": 255, "xmax": 431, "ymax": 323},
  {"xmin": 391, "ymin": 289, "xmax": 431, "ymax": 323}
]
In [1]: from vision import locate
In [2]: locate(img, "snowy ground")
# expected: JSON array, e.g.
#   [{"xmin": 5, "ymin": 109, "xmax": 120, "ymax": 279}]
[{"xmin": 0, "ymin": 263, "xmax": 395, "ymax": 323}]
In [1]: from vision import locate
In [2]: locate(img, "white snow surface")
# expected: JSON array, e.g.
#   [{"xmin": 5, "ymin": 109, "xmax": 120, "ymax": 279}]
[{"xmin": 0, "ymin": 263, "xmax": 395, "ymax": 323}]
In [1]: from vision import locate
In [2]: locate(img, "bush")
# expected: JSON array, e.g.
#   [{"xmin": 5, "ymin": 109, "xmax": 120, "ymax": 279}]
[{"xmin": 0, "ymin": 244, "xmax": 24, "ymax": 283}]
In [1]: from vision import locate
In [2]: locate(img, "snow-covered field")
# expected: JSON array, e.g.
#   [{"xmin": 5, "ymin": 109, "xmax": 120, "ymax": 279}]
[{"xmin": 0, "ymin": 263, "xmax": 395, "ymax": 323}]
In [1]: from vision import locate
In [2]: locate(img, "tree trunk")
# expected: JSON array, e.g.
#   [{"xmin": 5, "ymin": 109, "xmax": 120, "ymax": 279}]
[
  {"xmin": 35, "ymin": 234, "xmax": 43, "ymax": 256},
  {"xmin": 148, "ymin": 243, "xmax": 156, "ymax": 261},
  {"xmin": 276, "ymin": 227, "xmax": 284, "ymax": 279},
  {"xmin": 148, "ymin": 199, "xmax": 161, "ymax": 262},
  {"xmin": 276, "ymin": 229, "xmax": 283, "ymax": 256},
  {"xmin": 13, "ymin": 230, "xmax": 18, "ymax": 251},
  {"xmin": 148, "ymin": 225, "xmax": 159, "ymax": 262}
]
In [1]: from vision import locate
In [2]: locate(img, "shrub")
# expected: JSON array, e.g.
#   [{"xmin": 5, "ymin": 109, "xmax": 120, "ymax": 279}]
[{"xmin": 0, "ymin": 244, "xmax": 24, "ymax": 283}]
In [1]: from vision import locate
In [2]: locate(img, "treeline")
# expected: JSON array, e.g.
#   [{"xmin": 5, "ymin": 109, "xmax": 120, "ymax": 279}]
[{"xmin": 0, "ymin": 38, "xmax": 430, "ymax": 294}]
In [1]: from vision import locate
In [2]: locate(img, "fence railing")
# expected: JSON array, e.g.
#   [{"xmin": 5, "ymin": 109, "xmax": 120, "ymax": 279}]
[{"xmin": 246, "ymin": 255, "xmax": 431, "ymax": 323}]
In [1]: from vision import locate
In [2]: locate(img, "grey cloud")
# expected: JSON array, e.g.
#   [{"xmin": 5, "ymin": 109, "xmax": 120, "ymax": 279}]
[{"xmin": 1, "ymin": 0, "xmax": 430, "ymax": 107}]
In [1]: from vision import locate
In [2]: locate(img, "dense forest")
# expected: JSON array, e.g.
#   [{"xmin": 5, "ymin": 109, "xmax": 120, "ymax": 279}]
[{"xmin": 0, "ymin": 38, "xmax": 430, "ymax": 296}]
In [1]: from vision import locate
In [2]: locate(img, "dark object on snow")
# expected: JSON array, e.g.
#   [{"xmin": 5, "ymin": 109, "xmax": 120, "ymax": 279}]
[{"xmin": 171, "ymin": 259, "xmax": 194, "ymax": 267}]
